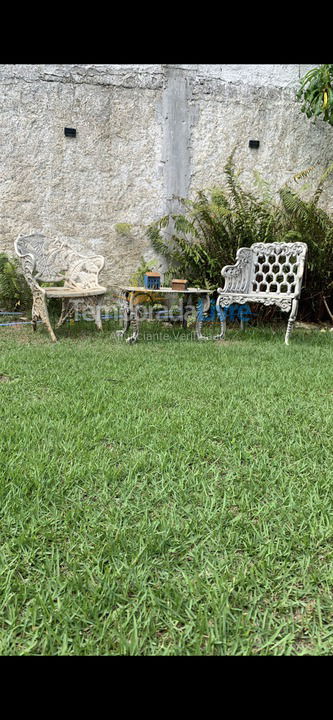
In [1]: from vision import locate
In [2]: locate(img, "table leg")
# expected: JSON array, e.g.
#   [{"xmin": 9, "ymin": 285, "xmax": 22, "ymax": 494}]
[
  {"xmin": 195, "ymin": 294, "xmax": 211, "ymax": 340},
  {"xmin": 116, "ymin": 291, "xmax": 132, "ymax": 339},
  {"xmin": 116, "ymin": 291, "xmax": 140, "ymax": 343},
  {"xmin": 126, "ymin": 292, "xmax": 140, "ymax": 343},
  {"xmin": 214, "ymin": 302, "xmax": 226, "ymax": 340}
]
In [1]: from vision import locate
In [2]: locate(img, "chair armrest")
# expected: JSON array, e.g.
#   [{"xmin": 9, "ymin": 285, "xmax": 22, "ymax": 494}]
[
  {"xmin": 65, "ymin": 255, "xmax": 105, "ymax": 289},
  {"xmin": 14, "ymin": 238, "xmax": 44, "ymax": 293}
]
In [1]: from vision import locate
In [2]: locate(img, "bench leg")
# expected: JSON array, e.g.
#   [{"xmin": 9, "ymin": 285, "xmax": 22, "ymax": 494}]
[
  {"xmin": 32, "ymin": 290, "xmax": 57, "ymax": 342},
  {"xmin": 285, "ymin": 298, "xmax": 298, "ymax": 345}
]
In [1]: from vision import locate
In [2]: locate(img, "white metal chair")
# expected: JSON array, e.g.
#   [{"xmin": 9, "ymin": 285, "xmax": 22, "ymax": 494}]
[{"xmin": 14, "ymin": 232, "xmax": 107, "ymax": 342}]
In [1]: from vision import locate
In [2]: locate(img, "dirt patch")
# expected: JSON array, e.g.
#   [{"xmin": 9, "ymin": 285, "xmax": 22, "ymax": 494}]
[
  {"xmin": 215, "ymin": 339, "xmax": 244, "ymax": 346},
  {"xmin": 0, "ymin": 374, "xmax": 12, "ymax": 382},
  {"xmin": 295, "ymin": 321, "xmax": 333, "ymax": 331}
]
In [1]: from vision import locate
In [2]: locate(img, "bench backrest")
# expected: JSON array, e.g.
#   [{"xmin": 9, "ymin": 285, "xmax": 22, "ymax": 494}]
[
  {"xmin": 250, "ymin": 242, "xmax": 307, "ymax": 297},
  {"xmin": 15, "ymin": 233, "xmax": 105, "ymax": 290},
  {"xmin": 221, "ymin": 241, "xmax": 307, "ymax": 297}
]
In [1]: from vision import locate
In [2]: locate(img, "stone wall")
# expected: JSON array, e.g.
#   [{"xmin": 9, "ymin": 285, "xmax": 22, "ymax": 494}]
[{"xmin": 0, "ymin": 64, "xmax": 332, "ymax": 288}]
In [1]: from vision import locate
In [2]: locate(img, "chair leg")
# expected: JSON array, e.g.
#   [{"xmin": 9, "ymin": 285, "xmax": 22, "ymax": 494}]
[
  {"xmin": 31, "ymin": 299, "xmax": 38, "ymax": 332},
  {"xmin": 57, "ymin": 296, "xmax": 104, "ymax": 332},
  {"xmin": 32, "ymin": 291, "xmax": 57, "ymax": 342},
  {"xmin": 81, "ymin": 296, "xmax": 103, "ymax": 330},
  {"xmin": 285, "ymin": 298, "xmax": 298, "ymax": 345},
  {"xmin": 56, "ymin": 298, "xmax": 73, "ymax": 328},
  {"xmin": 94, "ymin": 301, "xmax": 102, "ymax": 331}
]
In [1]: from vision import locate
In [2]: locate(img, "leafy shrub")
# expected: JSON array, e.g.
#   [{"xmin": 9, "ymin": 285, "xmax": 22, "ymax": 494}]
[
  {"xmin": 146, "ymin": 152, "xmax": 333, "ymax": 321},
  {"xmin": 127, "ymin": 256, "xmax": 162, "ymax": 307},
  {"xmin": 147, "ymin": 150, "xmax": 285, "ymax": 291},
  {"xmin": 0, "ymin": 253, "xmax": 32, "ymax": 311},
  {"xmin": 129, "ymin": 256, "xmax": 160, "ymax": 286},
  {"xmin": 278, "ymin": 177, "xmax": 333, "ymax": 319}
]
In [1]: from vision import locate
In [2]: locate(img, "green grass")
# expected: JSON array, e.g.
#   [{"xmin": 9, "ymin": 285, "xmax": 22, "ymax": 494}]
[{"xmin": 0, "ymin": 318, "xmax": 333, "ymax": 655}]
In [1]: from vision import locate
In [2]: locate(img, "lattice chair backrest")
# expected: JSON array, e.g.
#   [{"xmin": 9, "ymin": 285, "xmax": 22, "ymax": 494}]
[
  {"xmin": 250, "ymin": 242, "xmax": 307, "ymax": 296},
  {"xmin": 15, "ymin": 233, "xmax": 65, "ymax": 285},
  {"xmin": 15, "ymin": 233, "xmax": 105, "ymax": 290}
]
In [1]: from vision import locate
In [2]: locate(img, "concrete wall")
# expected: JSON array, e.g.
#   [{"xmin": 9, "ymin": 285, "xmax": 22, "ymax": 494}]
[{"xmin": 0, "ymin": 64, "xmax": 332, "ymax": 288}]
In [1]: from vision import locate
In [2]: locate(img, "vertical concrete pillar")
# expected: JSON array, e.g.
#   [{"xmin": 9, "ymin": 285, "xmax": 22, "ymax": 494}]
[{"xmin": 161, "ymin": 65, "xmax": 192, "ymax": 215}]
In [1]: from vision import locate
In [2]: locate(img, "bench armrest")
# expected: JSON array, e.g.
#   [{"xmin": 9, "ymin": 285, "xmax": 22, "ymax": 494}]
[{"xmin": 218, "ymin": 247, "xmax": 252, "ymax": 294}]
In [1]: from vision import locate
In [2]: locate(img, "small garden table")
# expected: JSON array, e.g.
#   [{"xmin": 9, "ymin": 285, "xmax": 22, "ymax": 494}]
[{"xmin": 116, "ymin": 286, "xmax": 215, "ymax": 343}]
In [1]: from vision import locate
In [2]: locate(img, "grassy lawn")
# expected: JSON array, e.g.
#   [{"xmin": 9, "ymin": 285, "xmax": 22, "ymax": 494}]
[{"xmin": 0, "ymin": 318, "xmax": 333, "ymax": 655}]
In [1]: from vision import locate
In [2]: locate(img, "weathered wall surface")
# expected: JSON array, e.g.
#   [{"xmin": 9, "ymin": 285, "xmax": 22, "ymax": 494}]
[
  {"xmin": 0, "ymin": 63, "xmax": 332, "ymax": 288},
  {"xmin": 188, "ymin": 65, "xmax": 333, "ymax": 205},
  {"xmin": 0, "ymin": 64, "xmax": 165, "ymax": 288}
]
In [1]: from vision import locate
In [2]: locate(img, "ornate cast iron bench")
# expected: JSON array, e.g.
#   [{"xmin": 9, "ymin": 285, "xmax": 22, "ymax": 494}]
[
  {"xmin": 216, "ymin": 242, "xmax": 308, "ymax": 344},
  {"xmin": 14, "ymin": 232, "xmax": 107, "ymax": 342}
]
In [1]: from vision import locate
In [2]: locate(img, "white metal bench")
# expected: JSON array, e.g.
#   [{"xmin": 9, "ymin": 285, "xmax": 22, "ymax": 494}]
[
  {"xmin": 216, "ymin": 241, "xmax": 308, "ymax": 344},
  {"xmin": 14, "ymin": 232, "xmax": 107, "ymax": 342}
]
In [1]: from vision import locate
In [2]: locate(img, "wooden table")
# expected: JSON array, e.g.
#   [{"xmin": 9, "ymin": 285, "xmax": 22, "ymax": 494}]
[{"xmin": 116, "ymin": 286, "xmax": 219, "ymax": 343}]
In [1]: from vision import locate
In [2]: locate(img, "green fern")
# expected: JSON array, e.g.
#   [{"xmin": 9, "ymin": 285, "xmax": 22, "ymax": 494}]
[
  {"xmin": 279, "ymin": 176, "xmax": 333, "ymax": 312},
  {"xmin": 146, "ymin": 152, "xmax": 333, "ymax": 320}
]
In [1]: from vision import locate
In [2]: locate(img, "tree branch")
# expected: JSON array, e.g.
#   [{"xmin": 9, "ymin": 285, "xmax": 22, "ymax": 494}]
[{"xmin": 323, "ymin": 296, "xmax": 333, "ymax": 324}]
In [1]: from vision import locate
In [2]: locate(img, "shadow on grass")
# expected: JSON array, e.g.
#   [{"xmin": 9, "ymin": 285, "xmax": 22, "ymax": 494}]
[{"xmin": 1, "ymin": 315, "xmax": 332, "ymax": 348}]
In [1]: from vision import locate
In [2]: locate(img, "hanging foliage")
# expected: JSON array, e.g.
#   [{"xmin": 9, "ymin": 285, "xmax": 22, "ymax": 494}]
[{"xmin": 297, "ymin": 64, "xmax": 333, "ymax": 125}]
